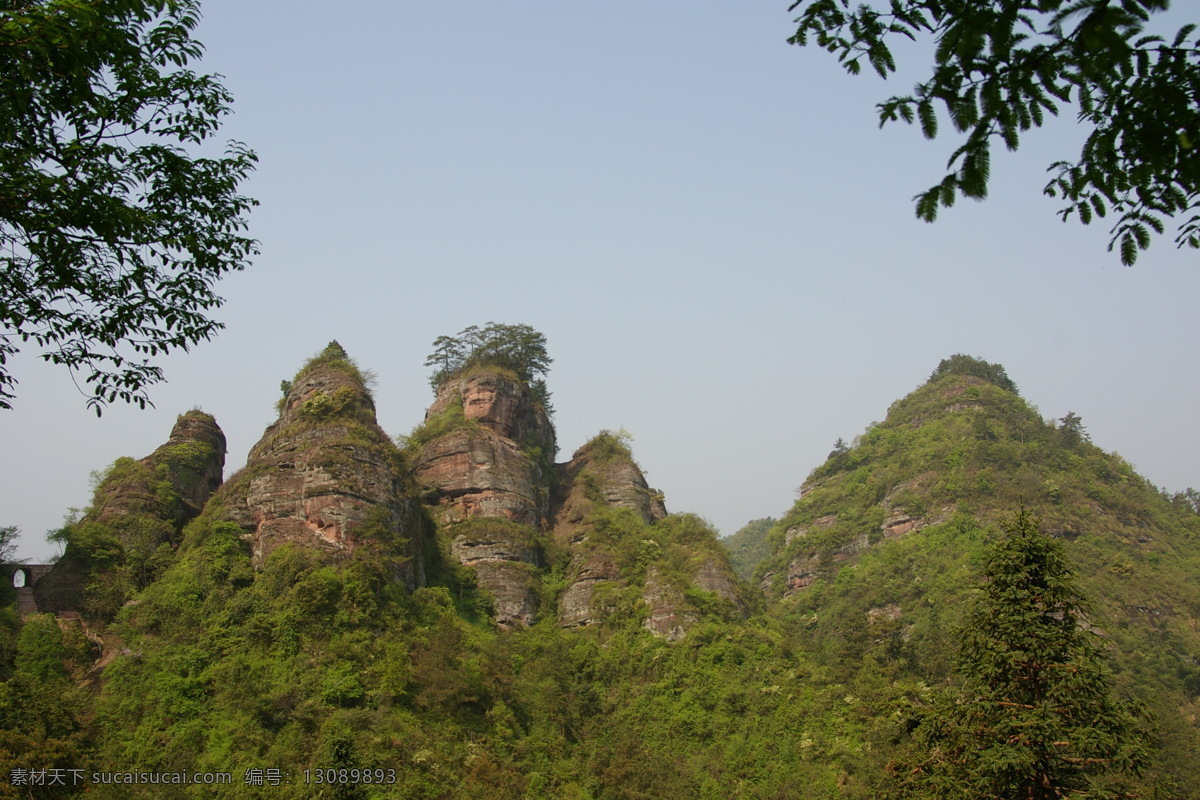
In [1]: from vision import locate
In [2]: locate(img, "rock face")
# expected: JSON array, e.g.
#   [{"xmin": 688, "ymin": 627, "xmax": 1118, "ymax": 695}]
[
  {"xmin": 414, "ymin": 371, "xmax": 555, "ymax": 529},
  {"xmin": 410, "ymin": 371, "xmax": 734, "ymax": 639},
  {"xmin": 551, "ymin": 437, "xmax": 667, "ymax": 545},
  {"xmin": 36, "ymin": 411, "xmax": 227, "ymax": 616},
  {"xmin": 449, "ymin": 519, "xmax": 540, "ymax": 629},
  {"xmin": 413, "ymin": 369, "xmax": 556, "ymax": 626},
  {"xmin": 144, "ymin": 411, "xmax": 227, "ymax": 521},
  {"xmin": 556, "ymin": 553, "xmax": 620, "ymax": 629},
  {"xmin": 414, "ymin": 430, "xmax": 546, "ymax": 527},
  {"xmin": 642, "ymin": 569, "xmax": 697, "ymax": 642},
  {"xmin": 90, "ymin": 410, "xmax": 227, "ymax": 528},
  {"xmin": 548, "ymin": 435, "xmax": 747, "ymax": 638},
  {"xmin": 427, "ymin": 371, "xmax": 555, "ymax": 446},
  {"xmin": 215, "ymin": 344, "xmax": 425, "ymax": 588},
  {"xmin": 693, "ymin": 557, "xmax": 748, "ymax": 616}
]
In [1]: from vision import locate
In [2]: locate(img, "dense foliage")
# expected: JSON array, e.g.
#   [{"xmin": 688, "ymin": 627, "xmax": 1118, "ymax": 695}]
[
  {"xmin": 424, "ymin": 323, "xmax": 552, "ymax": 412},
  {"xmin": 5, "ymin": 357, "xmax": 1200, "ymax": 798},
  {"xmin": 722, "ymin": 518, "xmax": 776, "ymax": 582},
  {"xmin": 788, "ymin": 0, "xmax": 1200, "ymax": 264},
  {"xmin": 885, "ymin": 509, "xmax": 1147, "ymax": 800},
  {"xmin": 758, "ymin": 366, "xmax": 1200, "ymax": 795},
  {"xmin": 927, "ymin": 354, "xmax": 1018, "ymax": 394},
  {"xmin": 0, "ymin": 0, "xmax": 258, "ymax": 411},
  {"xmin": 47, "ymin": 410, "xmax": 222, "ymax": 621}
]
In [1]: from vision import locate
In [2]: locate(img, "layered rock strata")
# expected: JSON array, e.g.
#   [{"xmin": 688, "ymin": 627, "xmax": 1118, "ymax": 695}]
[
  {"xmin": 556, "ymin": 553, "xmax": 620, "ymax": 629},
  {"xmin": 642, "ymin": 569, "xmax": 697, "ymax": 642},
  {"xmin": 413, "ymin": 370, "xmax": 557, "ymax": 625},
  {"xmin": 415, "ymin": 371, "xmax": 555, "ymax": 528},
  {"xmin": 551, "ymin": 437, "xmax": 667, "ymax": 545},
  {"xmin": 216, "ymin": 344, "xmax": 425, "ymax": 588},
  {"xmin": 449, "ymin": 519, "xmax": 540, "ymax": 629}
]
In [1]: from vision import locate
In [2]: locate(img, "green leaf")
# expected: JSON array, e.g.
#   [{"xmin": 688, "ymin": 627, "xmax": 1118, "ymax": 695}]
[{"xmin": 918, "ymin": 99, "xmax": 938, "ymax": 139}]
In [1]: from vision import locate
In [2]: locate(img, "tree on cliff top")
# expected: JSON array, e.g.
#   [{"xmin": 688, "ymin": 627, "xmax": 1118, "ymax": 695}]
[
  {"xmin": 0, "ymin": 0, "xmax": 258, "ymax": 413},
  {"xmin": 425, "ymin": 323, "xmax": 552, "ymax": 396},
  {"xmin": 788, "ymin": 0, "xmax": 1200, "ymax": 265},
  {"xmin": 885, "ymin": 509, "xmax": 1147, "ymax": 799}
]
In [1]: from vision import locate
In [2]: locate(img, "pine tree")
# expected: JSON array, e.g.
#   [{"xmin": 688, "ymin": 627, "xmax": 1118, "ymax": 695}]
[{"xmin": 886, "ymin": 508, "xmax": 1147, "ymax": 800}]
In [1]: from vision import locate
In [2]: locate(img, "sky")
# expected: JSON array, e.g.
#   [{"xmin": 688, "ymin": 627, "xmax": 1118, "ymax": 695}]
[{"xmin": 3, "ymin": 2, "xmax": 1199, "ymax": 563}]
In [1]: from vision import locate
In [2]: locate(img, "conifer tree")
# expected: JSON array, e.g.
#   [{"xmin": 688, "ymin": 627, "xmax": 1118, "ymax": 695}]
[{"xmin": 886, "ymin": 508, "xmax": 1147, "ymax": 800}]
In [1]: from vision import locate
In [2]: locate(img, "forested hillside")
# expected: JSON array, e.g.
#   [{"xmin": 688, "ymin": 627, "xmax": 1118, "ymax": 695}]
[{"xmin": 2, "ymin": 352, "xmax": 1198, "ymax": 799}]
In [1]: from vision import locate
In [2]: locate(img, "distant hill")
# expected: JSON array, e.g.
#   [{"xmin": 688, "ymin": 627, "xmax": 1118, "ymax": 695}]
[{"xmin": 721, "ymin": 517, "xmax": 775, "ymax": 582}]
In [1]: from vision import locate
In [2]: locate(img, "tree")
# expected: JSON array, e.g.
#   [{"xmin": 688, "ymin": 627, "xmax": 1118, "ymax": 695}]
[
  {"xmin": 1, "ymin": 0, "xmax": 258, "ymax": 413},
  {"xmin": 1057, "ymin": 411, "xmax": 1090, "ymax": 446},
  {"xmin": 788, "ymin": 0, "xmax": 1200, "ymax": 265},
  {"xmin": 928, "ymin": 354, "xmax": 1018, "ymax": 394},
  {"xmin": 885, "ymin": 508, "xmax": 1147, "ymax": 799},
  {"xmin": 424, "ymin": 322, "xmax": 553, "ymax": 409},
  {"xmin": 0, "ymin": 525, "xmax": 15, "ymax": 564}
]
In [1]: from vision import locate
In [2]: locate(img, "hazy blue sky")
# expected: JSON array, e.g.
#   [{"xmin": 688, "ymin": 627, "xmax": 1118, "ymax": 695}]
[{"xmin": 3, "ymin": 2, "xmax": 1198, "ymax": 562}]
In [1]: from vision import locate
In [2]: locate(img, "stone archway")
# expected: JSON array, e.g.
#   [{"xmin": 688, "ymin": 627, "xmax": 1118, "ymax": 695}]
[{"xmin": 12, "ymin": 568, "xmax": 27, "ymax": 588}]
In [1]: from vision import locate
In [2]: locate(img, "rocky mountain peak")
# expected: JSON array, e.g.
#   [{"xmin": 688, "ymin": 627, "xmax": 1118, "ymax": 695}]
[
  {"xmin": 269, "ymin": 340, "xmax": 377, "ymax": 433},
  {"xmin": 144, "ymin": 410, "xmax": 227, "ymax": 517},
  {"xmin": 427, "ymin": 369, "xmax": 555, "ymax": 450},
  {"xmin": 551, "ymin": 432, "xmax": 667, "ymax": 544},
  {"xmin": 35, "ymin": 411, "xmax": 227, "ymax": 618},
  {"xmin": 214, "ymin": 344, "xmax": 424, "ymax": 585},
  {"xmin": 412, "ymin": 368, "xmax": 555, "ymax": 530},
  {"xmin": 411, "ymin": 367, "xmax": 556, "ymax": 628}
]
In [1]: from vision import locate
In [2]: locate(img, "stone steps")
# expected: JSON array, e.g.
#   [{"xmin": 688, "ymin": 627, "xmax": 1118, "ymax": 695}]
[{"xmin": 15, "ymin": 586, "xmax": 38, "ymax": 616}]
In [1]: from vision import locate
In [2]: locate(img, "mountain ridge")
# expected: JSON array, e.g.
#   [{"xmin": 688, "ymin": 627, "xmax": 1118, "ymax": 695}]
[{"xmin": 4, "ymin": 349, "xmax": 1198, "ymax": 799}]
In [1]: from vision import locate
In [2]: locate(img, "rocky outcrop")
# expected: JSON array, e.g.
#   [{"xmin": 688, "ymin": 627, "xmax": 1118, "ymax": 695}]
[
  {"xmin": 557, "ymin": 553, "xmax": 620, "ymax": 628},
  {"xmin": 783, "ymin": 514, "xmax": 837, "ymax": 546},
  {"xmin": 414, "ymin": 370, "xmax": 555, "ymax": 530},
  {"xmin": 85, "ymin": 410, "xmax": 226, "ymax": 528},
  {"xmin": 549, "ymin": 436, "xmax": 749, "ymax": 639},
  {"xmin": 413, "ymin": 369, "xmax": 558, "ymax": 626},
  {"xmin": 34, "ymin": 412, "xmax": 228, "ymax": 617},
  {"xmin": 215, "ymin": 343, "xmax": 424, "ymax": 587},
  {"xmin": 414, "ymin": 429, "xmax": 546, "ymax": 527},
  {"xmin": 642, "ymin": 570, "xmax": 696, "ymax": 642},
  {"xmin": 693, "ymin": 557, "xmax": 749, "ymax": 617},
  {"xmin": 551, "ymin": 436, "xmax": 667, "ymax": 545},
  {"xmin": 427, "ymin": 371, "xmax": 555, "ymax": 446},
  {"xmin": 450, "ymin": 519, "xmax": 540, "ymax": 629},
  {"xmin": 143, "ymin": 411, "xmax": 227, "ymax": 519}
]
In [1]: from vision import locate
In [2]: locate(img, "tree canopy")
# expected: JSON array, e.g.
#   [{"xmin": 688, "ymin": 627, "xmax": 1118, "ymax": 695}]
[
  {"xmin": 928, "ymin": 354, "xmax": 1018, "ymax": 393},
  {"xmin": 424, "ymin": 322, "xmax": 552, "ymax": 391},
  {"xmin": 788, "ymin": 0, "xmax": 1200, "ymax": 265},
  {"xmin": 0, "ymin": 0, "xmax": 258, "ymax": 413}
]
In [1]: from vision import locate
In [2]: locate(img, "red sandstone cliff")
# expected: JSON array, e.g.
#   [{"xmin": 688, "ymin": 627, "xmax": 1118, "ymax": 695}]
[{"xmin": 213, "ymin": 343, "xmax": 425, "ymax": 588}]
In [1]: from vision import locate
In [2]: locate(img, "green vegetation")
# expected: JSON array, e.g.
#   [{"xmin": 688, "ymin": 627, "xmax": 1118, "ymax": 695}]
[
  {"xmin": 4, "ymin": 355, "xmax": 1199, "ymax": 798},
  {"xmin": 927, "ymin": 354, "xmax": 1018, "ymax": 394},
  {"xmin": 0, "ymin": 614, "xmax": 92, "ymax": 796},
  {"xmin": 760, "ymin": 361, "xmax": 1200, "ymax": 795},
  {"xmin": 49, "ymin": 456, "xmax": 183, "ymax": 621},
  {"xmin": 885, "ymin": 509, "xmax": 1147, "ymax": 799},
  {"xmin": 0, "ymin": 0, "xmax": 258, "ymax": 412},
  {"xmin": 424, "ymin": 323, "xmax": 553, "ymax": 413},
  {"xmin": 0, "ymin": 526, "xmax": 15, "ymax": 564},
  {"xmin": 721, "ymin": 518, "xmax": 776, "ymax": 582},
  {"xmin": 580, "ymin": 429, "xmax": 635, "ymax": 465},
  {"xmin": 399, "ymin": 395, "xmax": 475, "ymax": 455},
  {"xmin": 788, "ymin": 0, "xmax": 1200, "ymax": 264}
]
